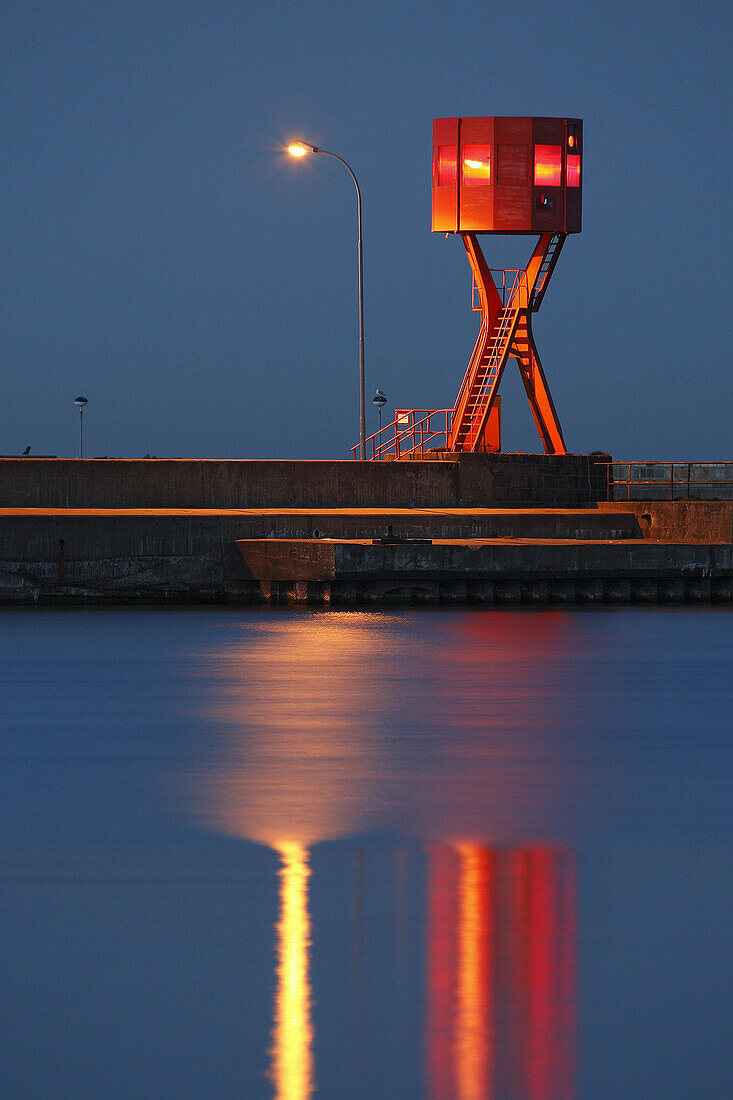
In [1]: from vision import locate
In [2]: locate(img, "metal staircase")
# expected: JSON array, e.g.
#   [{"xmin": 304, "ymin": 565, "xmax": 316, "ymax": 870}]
[
  {"xmin": 449, "ymin": 274, "xmax": 523, "ymax": 450},
  {"xmin": 530, "ymin": 232, "xmax": 565, "ymax": 312}
]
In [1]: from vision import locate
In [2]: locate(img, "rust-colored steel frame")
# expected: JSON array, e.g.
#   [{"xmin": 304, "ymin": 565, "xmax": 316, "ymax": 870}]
[{"xmin": 448, "ymin": 232, "xmax": 567, "ymax": 455}]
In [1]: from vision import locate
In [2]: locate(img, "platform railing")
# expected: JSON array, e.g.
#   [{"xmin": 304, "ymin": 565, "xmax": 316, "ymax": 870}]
[
  {"xmin": 602, "ymin": 461, "xmax": 733, "ymax": 500},
  {"xmin": 351, "ymin": 409, "xmax": 452, "ymax": 461},
  {"xmin": 472, "ymin": 268, "xmax": 525, "ymax": 310}
]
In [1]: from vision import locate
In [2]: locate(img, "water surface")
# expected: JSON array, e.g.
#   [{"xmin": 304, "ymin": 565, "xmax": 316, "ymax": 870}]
[{"xmin": 1, "ymin": 608, "xmax": 731, "ymax": 1098}]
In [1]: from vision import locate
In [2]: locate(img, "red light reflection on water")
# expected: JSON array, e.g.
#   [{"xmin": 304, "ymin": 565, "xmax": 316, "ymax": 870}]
[
  {"xmin": 415, "ymin": 610, "xmax": 586, "ymax": 840},
  {"xmin": 446, "ymin": 608, "xmax": 572, "ymax": 648},
  {"xmin": 427, "ymin": 844, "xmax": 576, "ymax": 1100}
]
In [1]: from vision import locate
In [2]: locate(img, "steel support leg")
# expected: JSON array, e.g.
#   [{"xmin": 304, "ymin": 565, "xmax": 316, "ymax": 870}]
[{"xmin": 450, "ymin": 232, "xmax": 568, "ymax": 455}]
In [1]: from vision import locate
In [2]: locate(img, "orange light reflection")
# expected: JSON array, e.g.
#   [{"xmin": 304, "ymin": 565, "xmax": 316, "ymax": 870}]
[
  {"xmin": 455, "ymin": 844, "xmax": 493, "ymax": 1100},
  {"xmin": 271, "ymin": 841, "xmax": 314, "ymax": 1100},
  {"xmin": 192, "ymin": 616, "xmax": 392, "ymax": 848}
]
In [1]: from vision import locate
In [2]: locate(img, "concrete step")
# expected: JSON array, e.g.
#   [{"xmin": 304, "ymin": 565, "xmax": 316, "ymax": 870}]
[
  {"xmin": 0, "ymin": 507, "xmax": 643, "ymax": 541},
  {"xmin": 237, "ymin": 508, "xmax": 643, "ymax": 540}
]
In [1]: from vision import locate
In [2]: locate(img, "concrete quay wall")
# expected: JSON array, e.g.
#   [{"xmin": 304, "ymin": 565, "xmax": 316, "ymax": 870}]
[
  {"xmin": 0, "ymin": 508, "xmax": 643, "ymax": 550},
  {"xmin": 0, "ymin": 511, "xmax": 639, "ymax": 604},
  {"xmin": 1, "ymin": 456, "xmax": 730, "ymax": 607},
  {"xmin": 1, "ymin": 524, "xmax": 730, "ymax": 605},
  {"xmin": 241, "ymin": 540, "xmax": 733, "ymax": 607},
  {"xmin": 0, "ymin": 454, "xmax": 609, "ymax": 509}
]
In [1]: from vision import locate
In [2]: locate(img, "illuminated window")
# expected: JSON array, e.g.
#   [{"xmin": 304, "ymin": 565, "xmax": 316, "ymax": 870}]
[
  {"xmin": 433, "ymin": 145, "xmax": 457, "ymax": 187},
  {"xmin": 461, "ymin": 144, "xmax": 491, "ymax": 185},
  {"xmin": 566, "ymin": 154, "xmax": 581, "ymax": 187},
  {"xmin": 534, "ymin": 145, "xmax": 562, "ymax": 187}
]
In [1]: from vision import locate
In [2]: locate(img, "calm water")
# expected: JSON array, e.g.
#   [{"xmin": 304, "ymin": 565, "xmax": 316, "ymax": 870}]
[{"xmin": 1, "ymin": 607, "xmax": 731, "ymax": 1099}]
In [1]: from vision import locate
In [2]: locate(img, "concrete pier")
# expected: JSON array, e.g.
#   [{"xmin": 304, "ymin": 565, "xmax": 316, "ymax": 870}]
[
  {"xmin": 235, "ymin": 539, "xmax": 732, "ymax": 606},
  {"xmin": 0, "ymin": 456, "xmax": 730, "ymax": 605}
]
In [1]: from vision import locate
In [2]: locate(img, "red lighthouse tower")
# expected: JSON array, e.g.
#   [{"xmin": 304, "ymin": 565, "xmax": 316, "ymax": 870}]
[
  {"xmin": 432, "ymin": 116, "xmax": 582, "ymax": 456},
  {"xmin": 356, "ymin": 117, "xmax": 582, "ymax": 459}
]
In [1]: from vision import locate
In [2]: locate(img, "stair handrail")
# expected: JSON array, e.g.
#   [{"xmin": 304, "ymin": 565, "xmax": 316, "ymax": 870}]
[
  {"xmin": 455, "ymin": 269, "xmax": 525, "ymax": 444},
  {"xmin": 352, "ymin": 409, "xmax": 452, "ymax": 460}
]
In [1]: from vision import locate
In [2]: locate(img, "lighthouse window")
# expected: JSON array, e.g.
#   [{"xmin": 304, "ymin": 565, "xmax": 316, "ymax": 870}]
[
  {"xmin": 433, "ymin": 145, "xmax": 457, "ymax": 187},
  {"xmin": 534, "ymin": 145, "xmax": 562, "ymax": 187},
  {"xmin": 566, "ymin": 154, "xmax": 581, "ymax": 187},
  {"xmin": 461, "ymin": 145, "xmax": 491, "ymax": 185}
]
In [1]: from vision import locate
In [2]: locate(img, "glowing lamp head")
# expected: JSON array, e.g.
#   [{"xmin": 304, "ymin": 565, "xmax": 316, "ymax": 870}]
[
  {"xmin": 288, "ymin": 141, "xmax": 318, "ymax": 157},
  {"xmin": 464, "ymin": 159, "xmax": 484, "ymax": 170}
]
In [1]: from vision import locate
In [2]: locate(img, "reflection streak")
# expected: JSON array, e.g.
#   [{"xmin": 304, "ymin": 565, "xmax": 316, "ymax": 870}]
[
  {"xmin": 428, "ymin": 844, "xmax": 576, "ymax": 1100},
  {"xmin": 456, "ymin": 844, "xmax": 493, "ymax": 1100},
  {"xmin": 271, "ymin": 842, "xmax": 314, "ymax": 1100}
]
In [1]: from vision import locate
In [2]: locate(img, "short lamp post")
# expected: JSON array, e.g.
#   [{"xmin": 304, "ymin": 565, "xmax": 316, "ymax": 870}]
[
  {"xmin": 288, "ymin": 140, "xmax": 366, "ymax": 460},
  {"xmin": 73, "ymin": 396, "xmax": 88, "ymax": 459},
  {"xmin": 372, "ymin": 389, "xmax": 387, "ymax": 433}
]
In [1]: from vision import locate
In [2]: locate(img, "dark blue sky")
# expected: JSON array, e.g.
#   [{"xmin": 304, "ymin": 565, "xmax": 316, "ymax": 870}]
[{"xmin": 1, "ymin": 0, "xmax": 730, "ymax": 459}]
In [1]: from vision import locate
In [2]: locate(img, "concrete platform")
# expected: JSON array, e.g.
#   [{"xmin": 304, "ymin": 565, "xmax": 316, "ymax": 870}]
[
  {"xmin": 234, "ymin": 538, "xmax": 733, "ymax": 605},
  {"xmin": 0, "ymin": 506, "xmax": 643, "ymax": 540},
  {"xmin": 0, "ymin": 457, "xmax": 730, "ymax": 605}
]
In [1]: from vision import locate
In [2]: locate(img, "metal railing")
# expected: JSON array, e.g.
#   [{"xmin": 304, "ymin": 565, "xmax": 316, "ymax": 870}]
[
  {"xmin": 603, "ymin": 462, "xmax": 733, "ymax": 501},
  {"xmin": 352, "ymin": 409, "xmax": 452, "ymax": 461},
  {"xmin": 472, "ymin": 268, "xmax": 525, "ymax": 310}
]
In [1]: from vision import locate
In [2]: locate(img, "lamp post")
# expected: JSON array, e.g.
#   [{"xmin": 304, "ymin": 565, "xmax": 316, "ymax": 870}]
[
  {"xmin": 73, "ymin": 396, "xmax": 88, "ymax": 459},
  {"xmin": 288, "ymin": 140, "xmax": 366, "ymax": 460},
  {"xmin": 372, "ymin": 389, "xmax": 387, "ymax": 433}
]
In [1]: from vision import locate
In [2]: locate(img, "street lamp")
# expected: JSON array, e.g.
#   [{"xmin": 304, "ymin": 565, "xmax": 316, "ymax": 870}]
[
  {"xmin": 288, "ymin": 140, "xmax": 366, "ymax": 460},
  {"xmin": 73, "ymin": 396, "xmax": 88, "ymax": 459}
]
